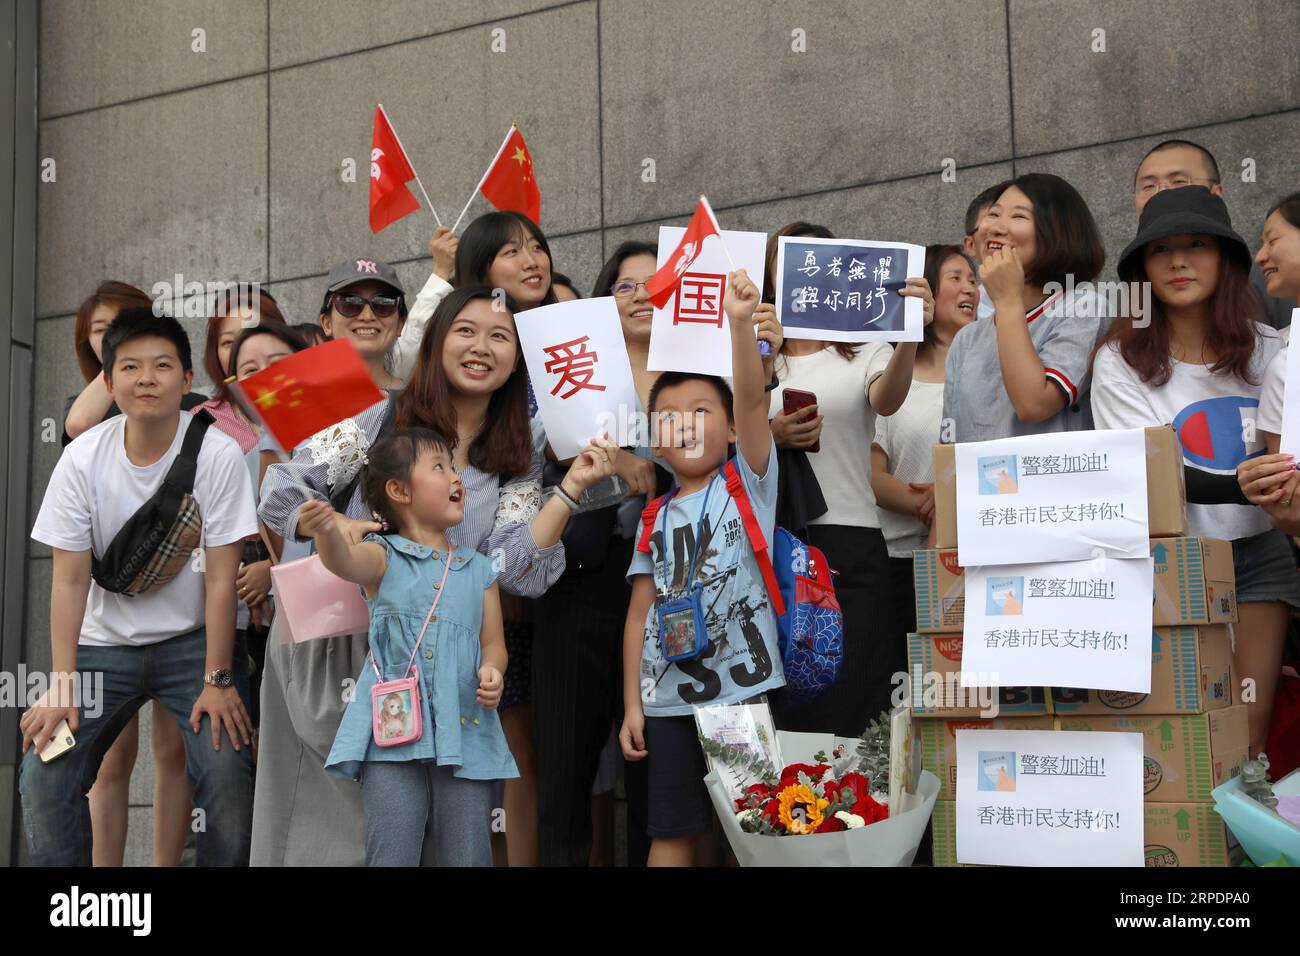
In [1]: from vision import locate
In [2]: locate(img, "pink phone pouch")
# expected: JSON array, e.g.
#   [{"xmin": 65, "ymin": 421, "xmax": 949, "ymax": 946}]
[
  {"xmin": 369, "ymin": 556, "xmax": 452, "ymax": 748},
  {"xmin": 270, "ymin": 553, "xmax": 370, "ymax": 643}
]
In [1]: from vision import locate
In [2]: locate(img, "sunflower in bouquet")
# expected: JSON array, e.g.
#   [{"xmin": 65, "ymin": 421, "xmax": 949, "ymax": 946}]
[{"xmin": 732, "ymin": 740, "xmax": 890, "ymax": 836}]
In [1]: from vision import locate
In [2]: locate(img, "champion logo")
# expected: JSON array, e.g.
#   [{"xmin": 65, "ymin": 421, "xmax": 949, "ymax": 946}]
[
  {"xmin": 370, "ymin": 148, "xmax": 383, "ymax": 180},
  {"xmin": 356, "ymin": 259, "xmax": 379, "ymax": 274}
]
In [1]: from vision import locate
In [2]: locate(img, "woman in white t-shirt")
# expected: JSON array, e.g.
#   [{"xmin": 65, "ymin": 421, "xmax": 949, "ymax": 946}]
[
  {"xmin": 871, "ymin": 244, "xmax": 977, "ymax": 640},
  {"xmin": 1091, "ymin": 186, "xmax": 1299, "ymax": 757},
  {"xmin": 1237, "ymin": 193, "xmax": 1300, "ymax": 526},
  {"xmin": 762, "ymin": 222, "xmax": 933, "ymax": 736}
]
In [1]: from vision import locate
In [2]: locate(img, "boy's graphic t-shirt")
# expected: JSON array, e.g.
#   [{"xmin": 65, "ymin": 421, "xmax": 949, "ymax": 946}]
[{"xmin": 627, "ymin": 441, "xmax": 785, "ymax": 716}]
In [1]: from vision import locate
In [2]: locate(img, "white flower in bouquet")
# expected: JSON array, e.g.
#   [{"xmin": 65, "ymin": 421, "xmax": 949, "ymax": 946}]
[{"xmin": 834, "ymin": 811, "xmax": 866, "ymax": 829}]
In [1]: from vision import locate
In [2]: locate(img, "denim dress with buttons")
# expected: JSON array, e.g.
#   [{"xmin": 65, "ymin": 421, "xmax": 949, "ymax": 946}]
[{"xmin": 325, "ymin": 534, "xmax": 519, "ymax": 782}]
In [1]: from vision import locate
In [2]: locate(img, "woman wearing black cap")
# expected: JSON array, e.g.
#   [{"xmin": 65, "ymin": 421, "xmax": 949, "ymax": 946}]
[{"xmin": 1091, "ymin": 185, "xmax": 1299, "ymax": 757}]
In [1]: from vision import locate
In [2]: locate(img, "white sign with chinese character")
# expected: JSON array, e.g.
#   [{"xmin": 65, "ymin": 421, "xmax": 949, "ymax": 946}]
[
  {"xmin": 954, "ymin": 428, "xmax": 1150, "ymax": 567},
  {"xmin": 514, "ymin": 297, "xmax": 638, "ymax": 459},
  {"xmin": 960, "ymin": 556, "xmax": 1154, "ymax": 693},
  {"xmin": 648, "ymin": 226, "xmax": 767, "ymax": 376},
  {"xmin": 775, "ymin": 236, "xmax": 926, "ymax": 342},
  {"xmin": 955, "ymin": 729, "xmax": 1143, "ymax": 867}
]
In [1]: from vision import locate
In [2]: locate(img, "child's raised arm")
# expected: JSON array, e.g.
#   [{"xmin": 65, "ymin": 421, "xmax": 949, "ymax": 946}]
[
  {"xmin": 723, "ymin": 268, "xmax": 774, "ymax": 477},
  {"xmin": 477, "ymin": 581, "xmax": 507, "ymax": 709},
  {"xmin": 296, "ymin": 500, "xmax": 387, "ymax": 596}
]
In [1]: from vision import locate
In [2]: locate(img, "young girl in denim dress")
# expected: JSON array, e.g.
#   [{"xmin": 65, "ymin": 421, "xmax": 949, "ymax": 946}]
[{"xmin": 297, "ymin": 427, "xmax": 515, "ymax": 866}]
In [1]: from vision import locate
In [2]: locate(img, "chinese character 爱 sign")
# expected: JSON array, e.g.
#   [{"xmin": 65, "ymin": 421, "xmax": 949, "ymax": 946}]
[{"xmin": 515, "ymin": 297, "xmax": 637, "ymax": 458}]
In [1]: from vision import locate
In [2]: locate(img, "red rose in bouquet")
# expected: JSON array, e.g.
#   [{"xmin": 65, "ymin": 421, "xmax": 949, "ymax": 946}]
[
  {"xmin": 734, "ymin": 783, "xmax": 772, "ymax": 812},
  {"xmin": 777, "ymin": 763, "xmax": 830, "ymax": 790},
  {"xmin": 838, "ymin": 772, "xmax": 889, "ymax": 824}
]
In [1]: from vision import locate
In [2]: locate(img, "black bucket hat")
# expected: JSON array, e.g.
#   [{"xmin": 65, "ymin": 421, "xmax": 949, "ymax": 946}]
[{"xmin": 1117, "ymin": 185, "xmax": 1251, "ymax": 281}]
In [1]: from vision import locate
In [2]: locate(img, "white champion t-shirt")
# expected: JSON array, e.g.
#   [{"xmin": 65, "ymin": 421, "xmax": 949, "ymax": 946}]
[
  {"xmin": 1091, "ymin": 327, "xmax": 1282, "ymax": 541},
  {"xmin": 32, "ymin": 412, "xmax": 259, "ymax": 647}
]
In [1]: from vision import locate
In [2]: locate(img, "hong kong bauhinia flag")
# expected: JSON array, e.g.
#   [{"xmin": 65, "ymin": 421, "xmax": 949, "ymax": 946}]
[
  {"xmin": 645, "ymin": 196, "xmax": 723, "ymax": 309},
  {"xmin": 369, "ymin": 104, "xmax": 422, "ymax": 232},
  {"xmin": 478, "ymin": 126, "xmax": 542, "ymax": 225}
]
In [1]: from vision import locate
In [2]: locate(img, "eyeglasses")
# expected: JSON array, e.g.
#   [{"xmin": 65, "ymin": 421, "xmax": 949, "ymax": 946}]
[
  {"xmin": 331, "ymin": 292, "xmax": 400, "ymax": 318},
  {"xmin": 1135, "ymin": 176, "xmax": 1218, "ymax": 197},
  {"xmin": 611, "ymin": 280, "xmax": 651, "ymax": 298}
]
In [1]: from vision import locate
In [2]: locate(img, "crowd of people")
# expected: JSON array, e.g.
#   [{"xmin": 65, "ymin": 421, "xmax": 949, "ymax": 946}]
[{"xmin": 14, "ymin": 138, "xmax": 1300, "ymax": 866}]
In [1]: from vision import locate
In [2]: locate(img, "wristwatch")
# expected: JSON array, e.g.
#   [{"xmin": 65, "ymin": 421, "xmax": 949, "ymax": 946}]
[
  {"xmin": 764, "ymin": 372, "xmax": 781, "ymax": 393},
  {"xmin": 204, "ymin": 668, "xmax": 234, "ymax": 688}
]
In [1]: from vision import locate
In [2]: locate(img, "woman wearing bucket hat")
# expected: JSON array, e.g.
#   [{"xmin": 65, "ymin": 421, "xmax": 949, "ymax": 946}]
[{"xmin": 1091, "ymin": 185, "xmax": 1298, "ymax": 757}]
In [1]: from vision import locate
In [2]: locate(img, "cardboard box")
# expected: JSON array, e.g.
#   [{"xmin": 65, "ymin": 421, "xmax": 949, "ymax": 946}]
[
  {"xmin": 905, "ymin": 632, "xmax": 1048, "ymax": 718},
  {"xmin": 933, "ymin": 425, "xmax": 1189, "ymax": 550},
  {"xmin": 931, "ymin": 799, "xmax": 1239, "ymax": 867},
  {"xmin": 1142, "ymin": 803, "xmax": 1242, "ymax": 867},
  {"xmin": 906, "ymin": 625, "xmax": 1234, "ymax": 718},
  {"xmin": 913, "ymin": 537, "xmax": 1236, "ymax": 634},
  {"xmin": 1151, "ymin": 536, "xmax": 1236, "ymax": 626},
  {"xmin": 1056, "ymin": 706, "xmax": 1249, "ymax": 803},
  {"xmin": 1059, "ymin": 625, "xmax": 1235, "ymax": 716}
]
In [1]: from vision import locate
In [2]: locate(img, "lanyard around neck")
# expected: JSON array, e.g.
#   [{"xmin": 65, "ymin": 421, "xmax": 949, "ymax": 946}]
[{"xmin": 657, "ymin": 475, "xmax": 719, "ymax": 593}]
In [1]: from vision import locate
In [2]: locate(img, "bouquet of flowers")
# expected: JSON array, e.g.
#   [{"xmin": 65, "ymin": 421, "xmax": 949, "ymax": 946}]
[
  {"xmin": 730, "ymin": 743, "xmax": 890, "ymax": 835},
  {"xmin": 699, "ymin": 706, "xmax": 939, "ymax": 866}
]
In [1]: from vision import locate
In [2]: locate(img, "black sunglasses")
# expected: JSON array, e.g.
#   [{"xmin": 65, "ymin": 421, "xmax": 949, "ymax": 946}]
[{"xmin": 331, "ymin": 292, "xmax": 400, "ymax": 319}]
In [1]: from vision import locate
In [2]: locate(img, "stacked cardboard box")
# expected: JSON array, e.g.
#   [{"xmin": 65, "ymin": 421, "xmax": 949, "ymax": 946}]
[{"xmin": 916, "ymin": 426, "xmax": 1243, "ymax": 866}]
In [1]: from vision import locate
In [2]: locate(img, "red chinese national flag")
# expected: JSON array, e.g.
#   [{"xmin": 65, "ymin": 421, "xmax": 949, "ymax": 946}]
[
  {"xmin": 230, "ymin": 338, "xmax": 384, "ymax": 451},
  {"xmin": 479, "ymin": 126, "xmax": 541, "ymax": 225},
  {"xmin": 369, "ymin": 105, "xmax": 421, "ymax": 232},
  {"xmin": 646, "ymin": 196, "xmax": 722, "ymax": 309}
]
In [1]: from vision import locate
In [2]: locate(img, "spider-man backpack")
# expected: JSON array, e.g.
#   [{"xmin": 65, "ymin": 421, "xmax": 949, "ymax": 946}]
[{"xmin": 637, "ymin": 458, "xmax": 844, "ymax": 698}]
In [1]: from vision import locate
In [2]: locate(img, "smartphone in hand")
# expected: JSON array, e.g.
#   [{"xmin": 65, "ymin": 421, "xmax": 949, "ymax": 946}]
[
  {"xmin": 40, "ymin": 719, "xmax": 76, "ymax": 763},
  {"xmin": 782, "ymin": 388, "xmax": 820, "ymax": 453}
]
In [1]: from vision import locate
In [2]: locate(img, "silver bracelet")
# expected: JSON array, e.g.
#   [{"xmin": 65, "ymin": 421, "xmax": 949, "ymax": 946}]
[{"xmin": 554, "ymin": 485, "xmax": 581, "ymax": 512}]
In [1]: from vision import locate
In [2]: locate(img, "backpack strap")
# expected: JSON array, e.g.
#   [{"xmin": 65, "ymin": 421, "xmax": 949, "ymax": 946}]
[
  {"xmin": 722, "ymin": 459, "xmax": 785, "ymax": 617},
  {"xmin": 636, "ymin": 492, "xmax": 673, "ymax": 555},
  {"xmin": 162, "ymin": 409, "xmax": 214, "ymax": 495}
]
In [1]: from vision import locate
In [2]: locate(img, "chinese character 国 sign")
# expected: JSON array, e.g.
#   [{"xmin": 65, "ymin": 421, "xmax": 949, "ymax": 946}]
[
  {"xmin": 674, "ymin": 273, "xmax": 726, "ymax": 327},
  {"xmin": 775, "ymin": 236, "xmax": 926, "ymax": 343},
  {"xmin": 515, "ymin": 298, "xmax": 637, "ymax": 458},
  {"xmin": 648, "ymin": 225, "xmax": 767, "ymax": 377}
]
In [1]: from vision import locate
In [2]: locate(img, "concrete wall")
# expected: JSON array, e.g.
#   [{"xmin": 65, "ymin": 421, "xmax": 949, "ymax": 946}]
[{"xmin": 18, "ymin": 0, "xmax": 1300, "ymax": 864}]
